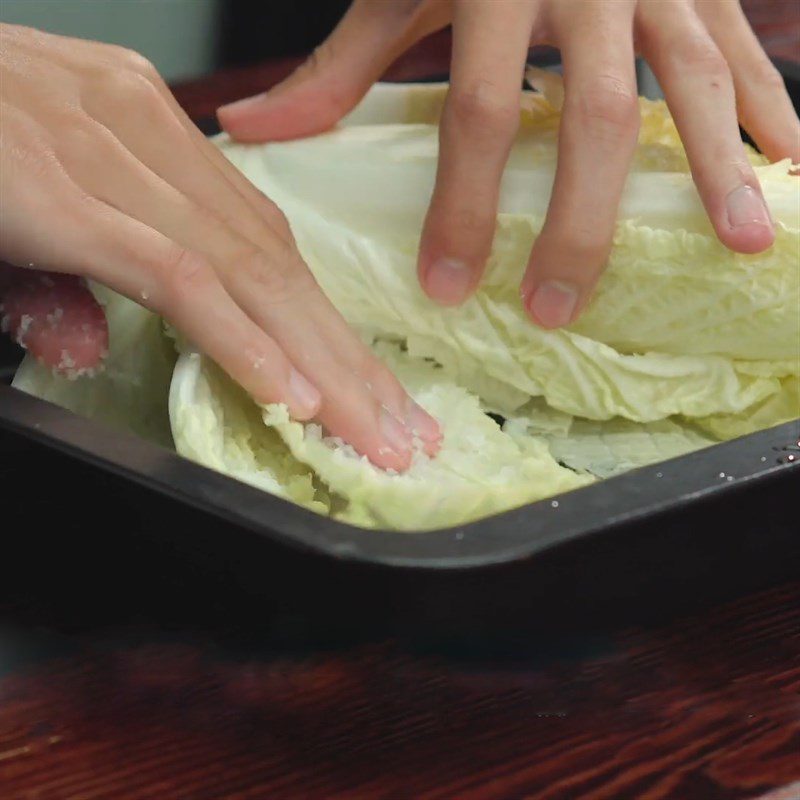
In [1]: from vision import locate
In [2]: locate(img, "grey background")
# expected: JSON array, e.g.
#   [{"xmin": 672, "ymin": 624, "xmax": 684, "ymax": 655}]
[
  {"xmin": 0, "ymin": 2, "xmax": 665, "ymax": 95},
  {"xmin": 1, "ymin": 0, "xmax": 220, "ymax": 82}
]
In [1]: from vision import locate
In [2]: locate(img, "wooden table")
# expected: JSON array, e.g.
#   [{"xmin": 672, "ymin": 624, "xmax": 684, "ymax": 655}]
[
  {"xmin": 2, "ymin": 8, "xmax": 799, "ymax": 799},
  {"xmin": 0, "ymin": 541, "xmax": 798, "ymax": 799}
]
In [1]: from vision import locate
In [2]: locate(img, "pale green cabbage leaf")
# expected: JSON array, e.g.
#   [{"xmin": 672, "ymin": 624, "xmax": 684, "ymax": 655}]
[
  {"xmin": 167, "ymin": 341, "xmax": 592, "ymax": 530},
  {"xmin": 256, "ymin": 341, "xmax": 592, "ymax": 530},
  {"xmin": 169, "ymin": 350, "xmax": 328, "ymax": 512},
  {"xmin": 217, "ymin": 87, "xmax": 799, "ymax": 423}
]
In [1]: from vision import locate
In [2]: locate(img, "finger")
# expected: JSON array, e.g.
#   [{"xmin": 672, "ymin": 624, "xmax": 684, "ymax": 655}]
[
  {"xmin": 520, "ymin": 0, "xmax": 639, "ymax": 327},
  {"xmin": 638, "ymin": 1, "xmax": 774, "ymax": 255},
  {"xmin": 89, "ymin": 212, "xmax": 325, "ymax": 422},
  {"xmin": 217, "ymin": 0, "xmax": 442, "ymax": 142},
  {"xmin": 418, "ymin": 0, "xmax": 538, "ymax": 307},
  {"xmin": 57, "ymin": 124, "xmax": 430, "ymax": 468},
  {"xmin": 241, "ymin": 282, "xmax": 442, "ymax": 459},
  {"xmin": 697, "ymin": 0, "xmax": 800, "ymax": 163},
  {"xmin": 0, "ymin": 266, "xmax": 107, "ymax": 372}
]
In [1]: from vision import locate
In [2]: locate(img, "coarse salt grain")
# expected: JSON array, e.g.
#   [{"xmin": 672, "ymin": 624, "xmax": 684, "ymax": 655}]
[
  {"xmin": 46, "ymin": 307, "xmax": 64, "ymax": 327},
  {"xmin": 16, "ymin": 314, "xmax": 33, "ymax": 345},
  {"xmin": 58, "ymin": 350, "xmax": 76, "ymax": 370}
]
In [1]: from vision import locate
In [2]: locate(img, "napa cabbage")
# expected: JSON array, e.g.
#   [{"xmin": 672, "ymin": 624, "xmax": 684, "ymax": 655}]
[{"xmin": 12, "ymin": 79, "xmax": 799, "ymax": 530}]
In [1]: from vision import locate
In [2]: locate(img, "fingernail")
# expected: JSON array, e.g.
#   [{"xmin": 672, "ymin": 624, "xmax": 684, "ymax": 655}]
[
  {"xmin": 218, "ymin": 93, "xmax": 267, "ymax": 116},
  {"xmin": 726, "ymin": 185, "xmax": 772, "ymax": 229},
  {"xmin": 289, "ymin": 368, "xmax": 321, "ymax": 417},
  {"xmin": 380, "ymin": 406, "xmax": 412, "ymax": 455},
  {"xmin": 407, "ymin": 400, "xmax": 442, "ymax": 444},
  {"xmin": 527, "ymin": 280, "xmax": 579, "ymax": 328},
  {"xmin": 424, "ymin": 258, "xmax": 473, "ymax": 306}
]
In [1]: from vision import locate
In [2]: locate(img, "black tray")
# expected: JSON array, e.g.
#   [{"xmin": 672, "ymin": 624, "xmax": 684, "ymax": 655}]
[{"xmin": 2, "ymin": 59, "xmax": 799, "ymax": 640}]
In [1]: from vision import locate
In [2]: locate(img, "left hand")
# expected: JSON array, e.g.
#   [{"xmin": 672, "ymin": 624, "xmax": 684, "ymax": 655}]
[
  {"xmin": 218, "ymin": 0, "xmax": 800, "ymax": 329},
  {"xmin": 0, "ymin": 24, "xmax": 440, "ymax": 470}
]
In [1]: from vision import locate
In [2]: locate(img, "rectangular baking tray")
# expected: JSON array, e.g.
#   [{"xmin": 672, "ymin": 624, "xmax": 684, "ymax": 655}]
[
  {"xmin": 1, "ymin": 338, "xmax": 798, "ymax": 560},
  {"xmin": 1, "ymin": 60, "xmax": 798, "ymax": 638}
]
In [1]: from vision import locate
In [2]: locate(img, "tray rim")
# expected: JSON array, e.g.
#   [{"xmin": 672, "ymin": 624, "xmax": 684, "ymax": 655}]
[{"xmin": 1, "ymin": 383, "xmax": 797, "ymax": 571}]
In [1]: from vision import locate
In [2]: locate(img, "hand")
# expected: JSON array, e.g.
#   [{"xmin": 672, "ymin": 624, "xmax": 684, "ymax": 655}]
[
  {"xmin": 218, "ymin": 0, "xmax": 800, "ymax": 328},
  {"xmin": 0, "ymin": 24, "xmax": 440, "ymax": 470}
]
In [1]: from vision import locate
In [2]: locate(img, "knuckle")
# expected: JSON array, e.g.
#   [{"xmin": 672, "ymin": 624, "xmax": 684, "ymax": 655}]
[
  {"xmin": 428, "ymin": 202, "xmax": 494, "ymax": 255},
  {"xmin": 264, "ymin": 202, "xmax": 293, "ymax": 239},
  {"xmin": 451, "ymin": 205, "xmax": 493, "ymax": 239},
  {"xmin": 93, "ymin": 65, "xmax": 162, "ymax": 109},
  {"xmin": 54, "ymin": 118, "xmax": 123, "ymax": 177},
  {"xmin": 236, "ymin": 245, "xmax": 313, "ymax": 305},
  {"xmin": 573, "ymin": 76, "xmax": 639, "ymax": 139},
  {"xmin": 110, "ymin": 46, "xmax": 160, "ymax": 81},
  {"xmin": 693, "ymin": 155, "xmax": 751, "ymax": 190},
  {"xmin": 750, "ymin": 58, "xmax": 785, "ymax": 92},
  {"xmin": 301, "ymin": 45, "xmax": 361, "ymax": 116},
  {"xmin": 447, "ymin": 81, "xmax": 520, "ymax": 140},
  {"xmin": 675, "ymin": 36, "xmax": 730, "ymax": 80},
  {"xmin": 552, "ymin": 223, "xmax": 610, "ymax": 266},
  {"xmin": 58, "ymin": 117, "xmax": 114, "ymax": 162},
  {"xmin": 158, "ymin": 247, "xmax": 213, "ymax": 305},
  {"xmin": 239, "ymin": 246, "xmax": 284, "ymax": 293},
  {"xmin": 570, "ymin": 237, "xmax": 607, "ymax": 267}
]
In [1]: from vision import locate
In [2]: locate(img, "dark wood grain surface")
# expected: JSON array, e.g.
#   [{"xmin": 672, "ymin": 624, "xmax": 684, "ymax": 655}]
[
  {"xmin": 2, "ymin": 5, "xmax": 800, "ymax": 799},
  {"xmin": 0, "ymin": 579, "xmax": 798, "ymax": 800}
]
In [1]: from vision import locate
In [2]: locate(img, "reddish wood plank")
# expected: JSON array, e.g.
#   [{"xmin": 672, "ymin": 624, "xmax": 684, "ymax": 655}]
[{"xmin": 0, "ymin": 582, "xmax": 798, "ymax": 799}]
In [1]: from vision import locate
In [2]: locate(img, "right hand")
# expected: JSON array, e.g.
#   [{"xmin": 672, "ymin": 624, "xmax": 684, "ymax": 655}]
[
  {"xmin": 219, "ymin": 0, "xmax": 800, "ymax": 329},
  {"xmin": 0, "ymin": 24, "xmax": 440, "ymax": 471}
]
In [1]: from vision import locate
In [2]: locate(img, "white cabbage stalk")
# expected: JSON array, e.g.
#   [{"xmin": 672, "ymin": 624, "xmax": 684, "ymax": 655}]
[{"xmin": 503, "ymin": 402, "xmax": 718, "ymax": 480}]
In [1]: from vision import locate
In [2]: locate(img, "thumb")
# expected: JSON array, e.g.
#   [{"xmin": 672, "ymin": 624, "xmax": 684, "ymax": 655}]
[
  {"xmin": 0, "ymin": 264, "xmax": 108, "ymax": 374},
  {"xmin": 217, "ymin": 0, "xmax": 439, "ymax": 143}
]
